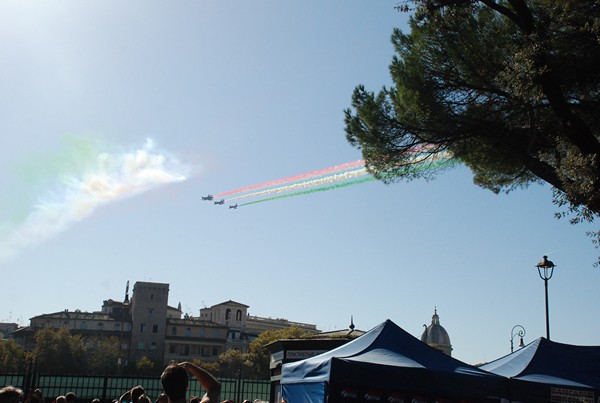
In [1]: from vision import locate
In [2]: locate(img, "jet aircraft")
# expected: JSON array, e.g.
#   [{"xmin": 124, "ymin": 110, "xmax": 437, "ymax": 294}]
[
  {"xmin": 201, "ymin": 194, "xmax": 214, "ymax": 201},
  {"xmin": 214, "ymin": 199, "xmax": 225, "ymax": 205},
  {"xmin": 229, "ymin": 204, "xmax": 238, "ymax": 209}
]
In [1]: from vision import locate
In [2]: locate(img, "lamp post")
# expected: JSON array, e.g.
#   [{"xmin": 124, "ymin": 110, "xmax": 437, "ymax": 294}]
[
  {"xmin": 510, "ymin": 325, "xmax": 526, "ymax": 353},
  {"xmin": 535, "ymin": 255, "xmax": 556, "ymax": 340}
]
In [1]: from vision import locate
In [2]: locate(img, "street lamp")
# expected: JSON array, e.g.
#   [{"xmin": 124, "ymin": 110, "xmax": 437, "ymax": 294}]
[
  {"xmin": 535, "ymin": 255, "xmax": 556, "ymax": 340},
  {"xmin": 510, "ymin": 325, "xmax": 526, "ymax": 353}
]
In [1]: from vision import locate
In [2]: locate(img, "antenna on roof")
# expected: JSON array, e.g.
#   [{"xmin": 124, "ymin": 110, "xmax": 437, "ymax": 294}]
[{"xmin": 124, "ymin": 281, "xmax": 130, "ymax": 303}]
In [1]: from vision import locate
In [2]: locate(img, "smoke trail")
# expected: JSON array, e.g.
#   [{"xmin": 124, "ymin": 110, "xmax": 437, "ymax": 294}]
[
  {"xmin": 239, "ymin": 158, "xmax": 457, "ymax": 207},
  {"xmin": 0, "ymin": 138, "xmax": 189, "ymax": 262},
  {"xmin": 240, "ymin": 176, "xmax": 377, "ymax": 206},
  {"xmin": 227, "ymin": 152, "xmax": 454, "ymax": 203},
  {"xmin": 216, "ymin": 160, "xmax": 365, "ymax": 197},
  {"xmin": 226, "ymin": 167, "xmax": 369, "ymax": 202}
]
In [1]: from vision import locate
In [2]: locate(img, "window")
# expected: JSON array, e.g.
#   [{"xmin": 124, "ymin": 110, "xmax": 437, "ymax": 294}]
[
  {"xmin": 125, "ymin": 323, "xmax": 132, "ymax": 331},
  {"xmin": 169, "ymin": 344, "xmax": 176, "ymax": 354},
  {"xmin": 63, "ymin": 321, "xmax": 69, "ymax": 328},
  {"xmin": 148, "ymin": 308, "xmax": 154, "ymax": 318},
  {"xmin": 151, "ymin": 342, "xmax": 157, "ymax": 350},
  {"xmin": 183, "ymin": 345, "xmax": 189, "ymax": 355},
  {"xmin": 236, "ymin": 310, "xmax": 242, "ymax": 321},
  {"xmin": 150, "ymin": 294, "xmax": 154, "ymax": 300},
  {"xmin": 152, "ymin": 324, "xmax": 158, "ymax": 333},
  {"xmin": 171, "ymin": 327, "xmax": 177, "ymax": 336},
  {"xmin": 185, "ymin": 328, "xmax": 191, "ymax": 337},
  {"xmin": 137, "ymin": 341, "xmax": 144, "ymax": 350},
  {"xmin": 213, "ymin": 329, "xmax": 220, "ymax": 338},
  {"xmin": 114, "ymin": 323, "xmax": 121, "ymax": 331},
  {"xmin": 225, "ymin": 309, "xmax": 231, "ymax": 320},
  {"xmin": 80, "ymin": 322, "xmax": 87, "ymax": 329},
  {"xmin": 199, "ymin": 328, "xmax": 205, "ymax": 337},
  {"xmin": 212, "ymin": 347, "xmax": 219, "ymax": 356},
  {"xmin": 97, "ymin": 323, "xmax": 104, "ymax": 331},
  {"xmin": 140, "ymin": 324, "xmax": 146, "ymax": 333}
]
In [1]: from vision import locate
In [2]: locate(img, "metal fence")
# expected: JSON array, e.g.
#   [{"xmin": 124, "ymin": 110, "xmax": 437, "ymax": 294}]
[{"xmin": 0, "ymin": 374, "xmax": 270, "ymax": 403}]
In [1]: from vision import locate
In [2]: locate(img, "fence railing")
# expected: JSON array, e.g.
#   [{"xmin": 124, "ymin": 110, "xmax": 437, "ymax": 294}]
[{"xmin": 0, "ymin": 374, "xmax": 270, "ymax": 403}]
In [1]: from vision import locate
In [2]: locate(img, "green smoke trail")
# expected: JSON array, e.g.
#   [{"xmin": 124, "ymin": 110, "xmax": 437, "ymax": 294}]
[{"xmin": 239, "ymin": 158, "xmax": 457, "ymax": 207}]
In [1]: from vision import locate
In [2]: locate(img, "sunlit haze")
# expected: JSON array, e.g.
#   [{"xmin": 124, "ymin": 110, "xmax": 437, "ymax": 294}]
[{"xmin": 0, "ymin": 1, "xmax": 598, "ymax": 366}]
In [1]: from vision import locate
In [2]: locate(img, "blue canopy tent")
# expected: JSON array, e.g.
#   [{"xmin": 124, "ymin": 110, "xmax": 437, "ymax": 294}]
[
  {"xmin": 481, "ymin": 338, "xmax": 600, "ymax": 402},
  {"xmin": 281, "ymin": 319, "xmax": 507, "ymax": 403}
]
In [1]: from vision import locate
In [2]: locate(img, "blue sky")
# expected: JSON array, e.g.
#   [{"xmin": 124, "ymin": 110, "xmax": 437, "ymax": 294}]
[{"xmin": 1, "ymin": 1, "xmax": 598, "ymax": 365}]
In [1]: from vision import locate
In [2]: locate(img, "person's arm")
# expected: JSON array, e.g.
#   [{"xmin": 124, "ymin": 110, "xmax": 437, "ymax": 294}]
[{"xmin": 179, "ymin": 362, "xmax": 221, "ymax": 402}]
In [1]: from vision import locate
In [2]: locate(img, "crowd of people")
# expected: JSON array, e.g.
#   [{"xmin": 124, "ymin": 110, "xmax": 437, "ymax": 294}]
[{"xmin": 0, "ymin": 362, "xmax": 285, "ymax": 403}]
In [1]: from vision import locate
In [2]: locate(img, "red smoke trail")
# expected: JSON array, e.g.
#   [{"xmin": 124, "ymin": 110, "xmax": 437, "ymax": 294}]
[{"xmin": 215, "ymin": 160, "xmax": 364, "ymax": 197}]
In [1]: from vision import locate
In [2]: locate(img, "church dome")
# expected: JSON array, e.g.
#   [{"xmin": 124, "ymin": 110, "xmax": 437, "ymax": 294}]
[{"xmin": 421, "ymin": 308, "xmax": 453, "ymax": 356}]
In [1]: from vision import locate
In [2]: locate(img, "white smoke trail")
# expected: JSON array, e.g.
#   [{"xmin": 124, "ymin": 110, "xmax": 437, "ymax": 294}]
[{"xmin": 0, "ymin": 138, "xmax": 189, "ymax": 262}]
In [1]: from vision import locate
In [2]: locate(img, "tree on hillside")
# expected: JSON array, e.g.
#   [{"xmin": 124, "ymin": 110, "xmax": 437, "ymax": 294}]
[
  {"xmin": 246, "ymin": 327, "xmax": 312, "ymax": 378},
  {"xmin": 215, "ymin": 348, "xmax": 253, "ymax": 378},
  {"xmin": 344, "ymin": 0, "xmax": 600, "ymax": 261},
  {"xmin": 32, "ymin": 328, "xmax": 86, "ymax": 374},
  {"xmin": 0, "ymin": 339, "xmax": 25, "ymax": 372},
  {"xmin": 86, "ymin": 336, "xmax": 122, "ymax": 375}
]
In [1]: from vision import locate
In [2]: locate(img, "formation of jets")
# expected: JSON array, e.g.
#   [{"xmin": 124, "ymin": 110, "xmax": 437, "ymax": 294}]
[{"xmin": 202, "ymin": 194, "xmax": 238, "ymax": 209}]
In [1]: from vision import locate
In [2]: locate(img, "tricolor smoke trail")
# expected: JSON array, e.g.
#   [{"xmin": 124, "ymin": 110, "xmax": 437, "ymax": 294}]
[
  {"xmin": 226, "ymin": 167, "xmax": 369, "ymax": 202},
  {"xmin": 239, "ymin": 176, "xmax": 377, "ymax": 206},
  {"xmin": 217, "ymin": 151, "xmax": 455, "ymax": 207},
  {"xmin": 216, "ymin": 159, "xmax": 365, "ymax": 198},
  {"xmin": 0, "ymin": 138, "xmax": 189, "ymax": 262}
]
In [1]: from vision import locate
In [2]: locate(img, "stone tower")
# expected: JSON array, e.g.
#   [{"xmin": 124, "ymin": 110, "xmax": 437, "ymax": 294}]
[{"xmin": 129, "ymin": 281, "xmax": 169, "ymax": 366}]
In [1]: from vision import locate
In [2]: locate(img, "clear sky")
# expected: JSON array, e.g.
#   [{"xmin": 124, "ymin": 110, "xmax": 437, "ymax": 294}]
[{"xmin": 1, "ymin": 1, "xmax": 598, "ymax": 366}]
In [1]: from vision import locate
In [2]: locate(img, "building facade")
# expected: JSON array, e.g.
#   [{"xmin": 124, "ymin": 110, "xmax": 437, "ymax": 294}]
[
  {"xmin": 11, "ymin": 281, "xmax": 318, "ymax": 370},
  {"xmin": 199, "ymin": 300, "xmax": 319, "ymax": 353}
]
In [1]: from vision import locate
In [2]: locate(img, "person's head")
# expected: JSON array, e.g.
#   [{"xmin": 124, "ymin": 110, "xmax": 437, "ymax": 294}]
[
  {"xmin": 130, "ymin": 387, "xmax": 145, "ymax": 403},
  {"xmin": 65, "ymin": 392, "xmax": 76, "ymax": 403},
  {"xmin": 91, "ymin": 399, "xmax": 100, "ymax": 403},
  {"xmin": 161, "ymin": 363, "xmax": 189, "ymax": 401},
  {"xmin": 55, "ymin": 396, "xmax": 66, "ymax": 403},
  {"xmin": 155, "ymin": 394, "xmax": 167, "ymax": 403},
  {"xmin": 0, "ymin": 386, "xmax": 23, "ymax": 403},
  {"xmin": 189, "ymin": 397, "xmax": 201, "ymax": 403},
  {"xmin": 137, "ymin": 395, "xmax": 151, "ymax": 403},
  {"xmin": 24, "ymin": 389, "xmax": 43, "ymax": 403}
]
